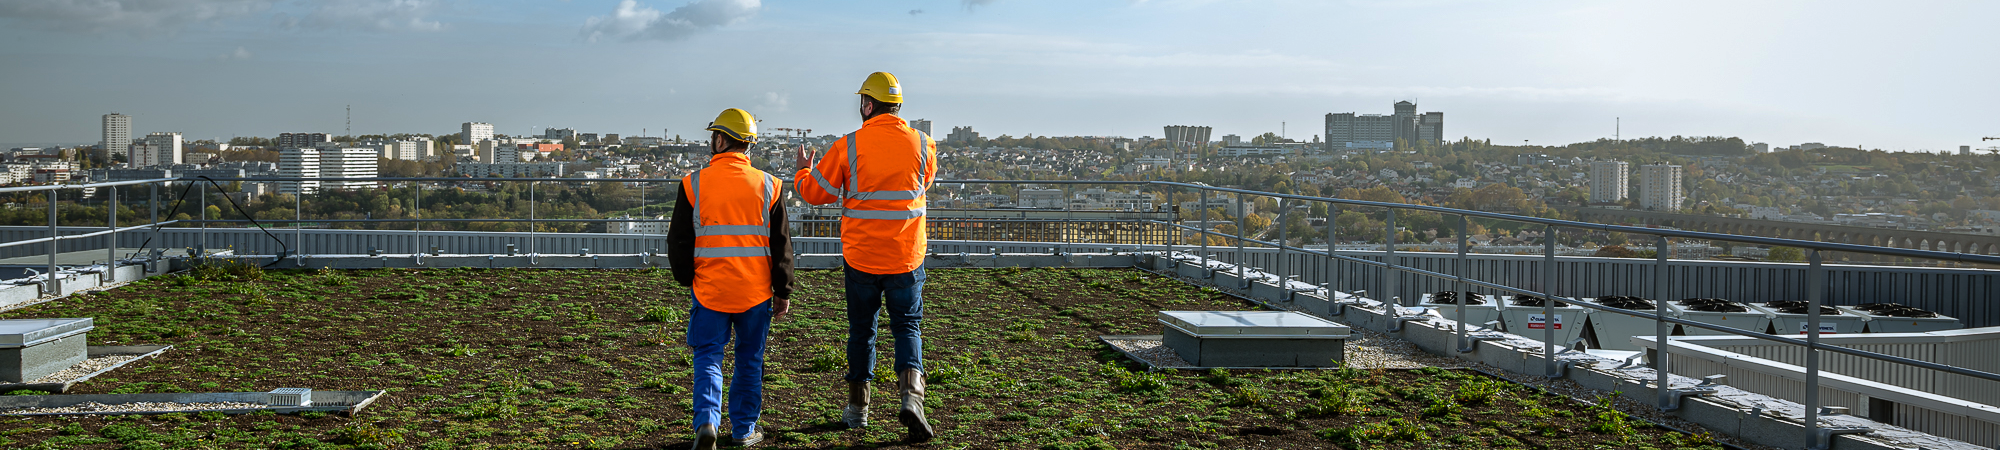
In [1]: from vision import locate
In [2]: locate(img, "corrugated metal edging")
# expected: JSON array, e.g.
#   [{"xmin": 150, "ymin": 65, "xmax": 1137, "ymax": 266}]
[
  {"xmin": 1939, "ymin": 339, "xmax": 2000, "ymax": 411},
  {"xmin": 1897, "ymin": 404, "xmax": 2000, "ymax": 448}
]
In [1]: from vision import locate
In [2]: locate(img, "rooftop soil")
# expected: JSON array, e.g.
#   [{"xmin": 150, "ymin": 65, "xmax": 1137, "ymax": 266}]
[{"xmin": 0, "ymin": 266, "xmax": 1725, "ymax": 449}]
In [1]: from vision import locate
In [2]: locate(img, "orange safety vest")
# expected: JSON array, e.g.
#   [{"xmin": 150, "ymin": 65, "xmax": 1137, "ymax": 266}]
[
  {"xmin": 684, "ymin": 152, "xmax": 781, "ymax": 313},
  {"xmin": 795, "ymin": 115, "xmax": 936, "ymax": 275}
]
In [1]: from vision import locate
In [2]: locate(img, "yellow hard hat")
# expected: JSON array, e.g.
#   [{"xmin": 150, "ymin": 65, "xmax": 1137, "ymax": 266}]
[
  {"xmin": 856, "ymin": 72, "xmax": 903, "ymax": 104},
  {"xmin": 705, "ymin": 108, "xmax": 757, "ymax": 143}
]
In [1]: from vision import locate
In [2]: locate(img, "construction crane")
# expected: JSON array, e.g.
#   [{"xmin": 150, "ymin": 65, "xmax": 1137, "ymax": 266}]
[{"xmin": 1984, "ymin": 137, "xmax": 1998, "ymax": 141}]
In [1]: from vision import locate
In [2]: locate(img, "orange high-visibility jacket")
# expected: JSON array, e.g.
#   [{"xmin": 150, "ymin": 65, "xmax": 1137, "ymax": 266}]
[
  {"xmin": 682, "ymin": 152, "xmax": 783, "ymax": 313},
  {"xmin": 794, "ymin": 114, "xmax": 938, "ymax": 275}
]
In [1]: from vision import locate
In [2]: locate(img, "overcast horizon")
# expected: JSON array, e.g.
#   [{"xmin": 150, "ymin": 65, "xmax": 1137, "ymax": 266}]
[{"xmin": 2, "ymin": 0, "xmax": 1995, "ymax": 153}]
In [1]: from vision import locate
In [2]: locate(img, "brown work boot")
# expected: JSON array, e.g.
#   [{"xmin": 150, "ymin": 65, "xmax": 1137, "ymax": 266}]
[
  {"xmin": 897, "ymin": 369, "xmax": 935, "ymax": 442},
  {"xmin": 841, "ymin": 381, "xmax": 870, "ymax": 429}
]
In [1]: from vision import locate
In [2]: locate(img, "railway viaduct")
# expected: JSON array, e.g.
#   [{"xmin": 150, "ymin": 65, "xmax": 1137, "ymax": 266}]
[{"xmin": 1563, "ymin": 207, "xmax": 2000, "ymax": 257}]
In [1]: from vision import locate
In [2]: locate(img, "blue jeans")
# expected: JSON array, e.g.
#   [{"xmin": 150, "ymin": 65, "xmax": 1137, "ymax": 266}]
[
  {"xmin": 687, "ymin": 297, "xmax": 771, "ymax": 439},
  {"xmin": 844, "ymin": 265, "xmax": 925, "ymax": 383}
]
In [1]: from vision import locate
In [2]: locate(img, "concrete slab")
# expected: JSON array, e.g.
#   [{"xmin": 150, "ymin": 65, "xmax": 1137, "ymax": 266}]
[{"xmin": 0, "ymin": 333, "xmax": 85, "ymax": 383}]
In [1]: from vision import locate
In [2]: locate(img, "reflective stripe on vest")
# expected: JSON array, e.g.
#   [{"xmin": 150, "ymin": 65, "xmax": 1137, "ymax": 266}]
[
  {"xmin": 839, "ymin": 131, "xmax": 931, "ymax": 220},
  {"xmin": 688, "ymin": 169, "xmax": 776, "ymax": 258}
]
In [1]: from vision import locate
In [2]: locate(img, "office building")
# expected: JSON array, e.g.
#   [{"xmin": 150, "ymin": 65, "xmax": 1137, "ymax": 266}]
[
  {"xmin": 1324, "ymin": 101, "xmax": 1443, "ymax": 151},
  {"xmin": 909, "ymin": 119, "xmax": 932, "ymax": 136},
  {"xmin": 277, "ymin": 133, "xmax": 331, "ymax": 149},
  {"xmin": 1590, "ymin": 161, "xmax": 1629, "ymax": 204},
  {"xmin": 1640, "ymin": 164, "xmax": 1684, "ymax": 211},
  {"xmin": 462, "ymin": 122, "xmax": 494, "ymax": 145},
  {"xmin": 101, "ymin": 113, "xmax": 131, "ymax": 160},
  {"xmin": 133, "ymin": 132, "xmax": 182, "ymax": 167}
]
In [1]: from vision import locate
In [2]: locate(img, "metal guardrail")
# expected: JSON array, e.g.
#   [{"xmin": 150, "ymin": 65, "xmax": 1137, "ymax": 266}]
[{"xmin": 9, "ymin": 175, "xmax": 1999, "ymax": 449}]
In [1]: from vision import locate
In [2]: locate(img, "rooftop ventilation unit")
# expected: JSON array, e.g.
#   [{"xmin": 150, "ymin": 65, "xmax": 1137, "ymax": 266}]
[
  {"xmin": 1761, "ymin": 301, "xmax": 1863, "ymax": 335},
  {"xmin": 1584, "ymin": 296, "xmax": 1660, "ymax": 350},
  {"xmin": 1501, "ymin": 295, "xmax": 1587, "ymax": 347},
  {"xmin": 1838, "ymin": 303, "xmax": 1962, "ymax": 333},
  {"xmin": 1425, "ymin": 291, "xmax": 1501, "ymax": 333},
  {"xmin": 1667, "ymin": 298, "xmax": 1772, "ymax": 337}
]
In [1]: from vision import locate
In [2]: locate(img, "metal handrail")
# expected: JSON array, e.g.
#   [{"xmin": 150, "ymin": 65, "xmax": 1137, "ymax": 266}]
[{"xmin": 12, "ymin": 175, "xmax": 1997, "ymax": 445}]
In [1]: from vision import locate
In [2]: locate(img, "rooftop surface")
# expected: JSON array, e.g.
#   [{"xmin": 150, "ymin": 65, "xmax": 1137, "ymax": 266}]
[{"xmin": 0, "ymin": 267, "xmax": 1730, "ymax": 449}]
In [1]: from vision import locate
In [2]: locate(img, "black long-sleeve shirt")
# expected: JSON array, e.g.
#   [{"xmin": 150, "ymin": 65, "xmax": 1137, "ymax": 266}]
[{"xmin": 668, "ymin": 185, "xmax": 796, "ymax": 300}]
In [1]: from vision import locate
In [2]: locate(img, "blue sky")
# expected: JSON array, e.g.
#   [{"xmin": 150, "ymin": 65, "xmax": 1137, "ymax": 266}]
[{"xmin": 2, "ymin": 0, "xmax": 1995, "ymax": 152}]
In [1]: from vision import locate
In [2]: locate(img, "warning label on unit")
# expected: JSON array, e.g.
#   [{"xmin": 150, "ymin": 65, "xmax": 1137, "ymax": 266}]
[
  {"xmin": 1797, "ymin": 322, "xmax": 1839, "ymax": 334},
  {"xmin": 1527, "ymin": 314, "xmax": 1564, "ymax": 329}
]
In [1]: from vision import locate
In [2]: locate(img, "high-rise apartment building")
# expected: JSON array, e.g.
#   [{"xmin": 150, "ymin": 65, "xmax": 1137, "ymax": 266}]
[
  {"xmin": 279, "ymin": 147, "xmax": 321, "ymax": 195},
  {"xmin": 946, "ymin": 126, "xmax": 980, "ymax": 143},
  {"xmin": 277, "ymin": 133, "xmax": 331, "ymax": 149},
  {"xmin": 1324, "ymin": 101, "xmax": 1443, "ymax": 151},
  {"xmin": 1162, "ymin": 126, "xmax": 1212, "ymax": 147},
  {"xmin": 1639, "ymin": 164, "xmax": 1684, "ymax": 211},
  {"xmin": 543, "ymin": 128, "xmax": 575, "ymax": 141},
  {"xmin": 101, "ymin": 113, "xmax": 131, "ymax": 160},
  {"xmin": 909, "ymin": 119, "xmax": 932, "ymax": 136},
  {"xmin": 462, "ymin": 122, "xmax": 494, "ymax": 145},
  {"xmin": 133, "ymin": 132, "xmax": 182, "ymax": 167},
  {"xmin": 315, "ymin": 144, "xmax": 379, "ymax": 191},
  {"xmin": 1589, "ymin": 161, "xmax": 1629, "ymax": 204}
]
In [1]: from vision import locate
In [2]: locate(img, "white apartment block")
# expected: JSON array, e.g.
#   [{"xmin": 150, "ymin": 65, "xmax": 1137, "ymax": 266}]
[
  {"xmin": 132, "ymin": 132, "xmax": 182, "ymax": 167},
  {"xmin": 455, "ymin": 162, "xmax": 566, "ymax": 178},
  {"xmin": 1589, "ymin": 161, "xmax": 1629, "ymax": 204},
  {"xmin": 477, "ymin": 140, "xmax": 521, "ymax": 163},
  {"xmin": 317, "ymin": 147, "xmax": 379, "ymax": 191},
  {"xmin": 462, "ymin": 122, "xmax": 494, "ymax": 145},
  {"xmin": 1639, "ymin": 164, "xmax": 1684, "ymax": 211},
  {"xmin": 101, "ymin": 113, "xmax": 131, "ymax": 159},
  {"xmin": 359, "ymin": 139, "xmax": 430, "ymax": 160},
  {"xmin": 279, "ymin": 148, "xmax": 321, "ymax": 194}
]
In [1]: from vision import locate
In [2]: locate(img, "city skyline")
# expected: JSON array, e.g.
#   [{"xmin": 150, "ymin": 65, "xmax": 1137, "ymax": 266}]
[{"xmin": 2, "ymin": 1, "xmax": 1996, "ymax": 152}]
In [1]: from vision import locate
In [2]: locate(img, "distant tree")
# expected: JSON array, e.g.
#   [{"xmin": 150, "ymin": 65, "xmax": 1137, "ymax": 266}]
[
  {"xmin": 1594, "ymin": 245, "xmax": 1638, "ymax": 258},
  {"xmin": 1766, "ymin": 246, "xmax": 1805, "ymax": 262}
]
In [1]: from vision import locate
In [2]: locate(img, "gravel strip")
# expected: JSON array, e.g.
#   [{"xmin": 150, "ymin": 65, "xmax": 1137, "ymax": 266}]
[
  {"xmin": 1103, "ymin": 337, "xmax": 1195, "ymax": 368},
  {"xmin": 24, "ymin": 355, "xmax": 140, "ymax": 384},
  {"xmin": 1, "ymin": 401, "xmax": 266, "ymax": 415}
]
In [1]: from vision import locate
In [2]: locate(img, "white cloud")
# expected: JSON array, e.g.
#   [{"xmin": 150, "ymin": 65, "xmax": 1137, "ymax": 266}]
[
  {"xmin": 754, "ymin": 91, "xmax": 789, "ymax": 113},
  {"xmin": 289, "ymin": 0, "xmax": 444, "ymax": 32},
  {"xmin": 216, "ymin": 46, "xmax": 253, "ymax": 60},
  {"xmin": 0, "ymin": 0, "xmax": 275, "ymax": 33},
  {"xmin": 962, "ymin": 0, "xmax": 999, "ymax": 9},
  {"xmin": 581, "ymin": 0, "xmax": 760, "ymax": 43}
]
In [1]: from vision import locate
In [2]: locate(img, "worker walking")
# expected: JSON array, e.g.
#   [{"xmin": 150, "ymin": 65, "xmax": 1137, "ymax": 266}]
[
  {"xmin": 670, "ymin": 108, "xmax": 797, "ymax": 450},
  {"xmin": 792, "ymin": 71, "xmax": 938, "ymax": 442}
]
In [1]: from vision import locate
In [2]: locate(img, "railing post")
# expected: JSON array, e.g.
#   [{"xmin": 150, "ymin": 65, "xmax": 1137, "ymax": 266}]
[
  {"xmin": 1384, "ymin": 208, "xmax": 1397, "ymax": 306},
  {"xmin": 47, "ymin": 188, "xmax": 58, "ymax": 295},
  {"xmin": 1806, "ymin": 248, "xmax": 1825, "ymax": 447},
  {"xmin": 1455, "ymin": 214, "xmax": 1470, "ymax": 350},
  {"xmin": 1326, "ymin": 204, "xmax": 1338, "ymax": 295},
  {"xmin": 150, "ymin": 182, "xmax": 159, "ymax": 262},
  {"xmin": 198, "ymin": 181, "xmax": 207, "ymax": 254},
  {"xmin": 1543, "ymin": 227, "xmax": 1557, "ymax": 377},
  {"xmin": 294, "ymin": 184, "xmax": 303, "ymax": 262},
  {"xmin": 107, "ymin": 185, "xmax": 117, "ymax": 281},
  {"xmin": 1235, "ymin": 192, "xmax": 1247, "ymax": 287},
  {"xmin": 530, "ymin": 180, "xmax": 538, "ymax": 257},
  {"xmin": 1199, "ymin": 188, "xmax": 1209, "ymax": 273},
  {"xmin": 1655, "ymin": 235, "xmax": 1672, "ymax": 409},
  {"xmin": 1275, "ymin": 199, "xmax": 1288, "ymax": 291},
  {"xmin": 414, "ymin": 182, "xmax": 423, "ymax": 263}
]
